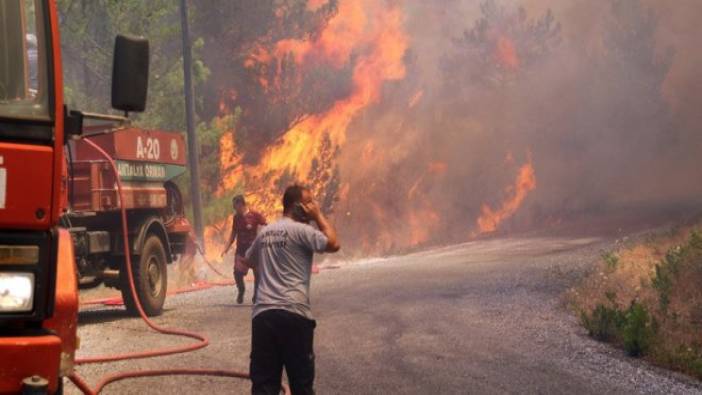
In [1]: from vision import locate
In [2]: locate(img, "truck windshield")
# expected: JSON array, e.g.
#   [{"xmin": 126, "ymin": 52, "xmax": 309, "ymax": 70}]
[{"xmin": 0, "ymin": 0, "xmax": 50, "ymax": 121}]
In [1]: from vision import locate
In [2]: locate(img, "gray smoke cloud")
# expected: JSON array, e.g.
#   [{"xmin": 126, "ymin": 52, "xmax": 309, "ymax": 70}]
[{"xmin": 331, "ymin": 0, "xmax": 702, "ymax": 254}]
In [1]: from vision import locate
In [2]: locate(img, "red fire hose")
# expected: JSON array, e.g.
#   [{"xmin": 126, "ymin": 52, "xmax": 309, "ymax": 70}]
[{"xmin": 68, "ymin": 139, "xmax": 287, "ymax": 394}]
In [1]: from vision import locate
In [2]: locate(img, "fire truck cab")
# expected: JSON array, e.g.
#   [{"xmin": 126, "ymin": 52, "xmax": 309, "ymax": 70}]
[{"xmin": 0, "ymin": 1, "xmax": 155, "ymax": 393}]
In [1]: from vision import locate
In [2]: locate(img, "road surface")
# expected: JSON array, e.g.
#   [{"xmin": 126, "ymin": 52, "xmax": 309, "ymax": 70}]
[{"xmin": 68, "ymin": 237, "xmax": 702, "ymax": 394}]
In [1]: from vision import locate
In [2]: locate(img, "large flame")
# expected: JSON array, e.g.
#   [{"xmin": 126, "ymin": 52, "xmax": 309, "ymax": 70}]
[
  {"xmin": 206, "ymin": 1, "xmax": 538, "ymax": 258},
  {"xmin": 206, "ymin": 0, "xmax": 408, "ymax": 257},
  {"xmin": 475, "ymin": 158, "xmax": 536, "ymax": 235}
]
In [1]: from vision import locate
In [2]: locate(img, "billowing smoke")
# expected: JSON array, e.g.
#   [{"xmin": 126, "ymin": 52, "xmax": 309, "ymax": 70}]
[{"xmin": 198, "ymin": 0, "xmax": 702, "ymax": 256}]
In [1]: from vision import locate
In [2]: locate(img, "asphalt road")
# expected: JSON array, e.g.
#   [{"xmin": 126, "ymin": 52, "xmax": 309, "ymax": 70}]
[{"xmin": 68, "ymin": 237, "xmax": 702, "ymax": 394}]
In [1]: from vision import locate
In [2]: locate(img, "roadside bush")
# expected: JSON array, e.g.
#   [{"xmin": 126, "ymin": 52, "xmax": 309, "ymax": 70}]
[
  {"xmin": 581, "ymin": 303, "xmax": 624, "ymax": 342},
  {"xmin": 581, "ymin": 300, "xmax": 655, "ymax": 357},
  {"xmin": 601, "ymin": 251, "xmax": 619, "ymax": 270},
  {"xmin": 651, "ymin": 246, "xmax": 681, "ymax": 310},
  {"xmin": 651, "ymin": 230, "xmax": 702, "ymax": 310},
  {"xmin": 574, "ymin": 226, "xmax": 702, "ymax": 378},
  {"xmin": 622, "ymin": 302, "xmax": 655, "ymax": 357}
]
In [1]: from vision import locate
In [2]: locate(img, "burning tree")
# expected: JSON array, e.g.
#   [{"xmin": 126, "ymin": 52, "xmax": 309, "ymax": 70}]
[
  {"xmin": 428, "ymin": 1, "xmax": 563, "ymax": 236},
  {"xmin": 61, "ymin": 0, "xmax": 696, "ymax": 258},
  {"xmin": 201, "ymin": 0, "xmax": 410, "ymax": 257},
  {"xmin": 190, "ymin": 1, "xmax": 343, "ymax": 234},
  {"xmin": 445, "ymin": 0, "xmax": 561, "ymax": 88},
  {"xmin": 194, "ymin": 0, "xmax": 342, "ymax": 162}
]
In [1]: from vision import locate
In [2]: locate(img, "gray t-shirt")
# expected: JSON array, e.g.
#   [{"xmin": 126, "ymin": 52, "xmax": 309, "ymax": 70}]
[{"xmin": 245, "ymin": 217, "xmax": 328, "ymax": 319}]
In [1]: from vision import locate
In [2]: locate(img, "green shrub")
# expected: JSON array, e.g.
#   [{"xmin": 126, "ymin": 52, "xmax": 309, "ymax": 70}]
[
  {"xmin": 651, "ymin": 262, "xmax": 673, "ymax": 310},
  {"xmin": 622, "ymin": 302, "xmax": 655, "ymax": 357},
  {"xmin": 651, "ymin": 230, "xmax": 702, "ymax": 310},
  {"xmin": 689, "ymin": 230, "xmax": 702, "ymax": 250},
  {"xmin": 578, "ymin": 227, "xmax": 702, "ymax": 377},
  {"xmin": 581, "ymin": 304, "xmax": 625, "ymax": 342},
  {"xmin": 581, "ymin": 302, "xmax": 655, "ymax": 357},
  {"xmin": 602, "ymin": 251, "xmax": 620, "ymax": 270}
]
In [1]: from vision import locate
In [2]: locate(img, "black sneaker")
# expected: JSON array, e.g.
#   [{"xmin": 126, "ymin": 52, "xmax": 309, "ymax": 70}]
[{"xmin": 237, "ymin": 292, "xmax": 244, "ymax": 304}]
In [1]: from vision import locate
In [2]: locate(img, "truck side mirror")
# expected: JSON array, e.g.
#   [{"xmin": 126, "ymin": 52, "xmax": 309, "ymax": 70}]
[{"xmin": 111, "ymin": 35, "xmax": 149, "ymax": 114}]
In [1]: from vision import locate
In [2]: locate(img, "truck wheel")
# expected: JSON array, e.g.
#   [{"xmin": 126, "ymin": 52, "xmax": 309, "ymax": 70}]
[{"xmin": 121, "ymin": 235, "xmax": 168, "ymax": 316}]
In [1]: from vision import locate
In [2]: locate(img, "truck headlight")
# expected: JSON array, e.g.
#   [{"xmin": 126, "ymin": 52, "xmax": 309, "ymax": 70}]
[{"xmin": 0, "ymin": 273, "xmax": 35, "ymax": 312}]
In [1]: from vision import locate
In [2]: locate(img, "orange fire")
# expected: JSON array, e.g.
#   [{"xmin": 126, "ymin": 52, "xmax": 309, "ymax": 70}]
[
  {"xmin": 406, "ymin": 162, "xmax": 445, "ymax": 247},
  {"xmin": 495, "ymin": 36, "xmax": 519, "ymax": 71},
  {"xmin": 204, "ymin": 2, "xmax": 539, "ymax": 258},
  {"xmin": 475, "ymin": 158, "xmax": 536, "ymax": 235},
  {"xmin": 206, "ymin": 0, "xmax": 408, "ymax": 258},
  {"xmin": 409, "ymin": 206, "xmax": 440, "ymax": 247}
]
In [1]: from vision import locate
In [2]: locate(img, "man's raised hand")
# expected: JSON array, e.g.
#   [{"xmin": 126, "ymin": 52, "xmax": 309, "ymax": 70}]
[{"xmin": 301, "ymin": 200, "xmax": 322, "ymax": 221}]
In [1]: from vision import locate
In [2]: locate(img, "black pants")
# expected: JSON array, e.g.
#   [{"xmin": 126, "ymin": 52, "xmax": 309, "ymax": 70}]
[
  {"xmin": 234, "ymin": 270, "xmax": 246, "ymax": 297},
  {"xmin": 251, "ymin": 309, "xmax": 316, "ymax": 395},
  {"xmin": 235, "ymin": 269, "xmax": 259, "ymax": 302}
]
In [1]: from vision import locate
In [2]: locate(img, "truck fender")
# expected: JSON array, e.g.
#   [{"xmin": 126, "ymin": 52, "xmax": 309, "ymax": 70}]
[{"xmin": 133, "ymin": 217, "xmax": 173, "ymax": 263}]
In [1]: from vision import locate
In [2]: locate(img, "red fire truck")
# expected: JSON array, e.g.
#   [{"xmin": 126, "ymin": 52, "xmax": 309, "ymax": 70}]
[
  {"xmin": 67, "ymin": 128, "xmax": 191, "ymax": 316},
  {"xmin": 0, "ymin": 0, "xmax": 185, "ymax": 393}
]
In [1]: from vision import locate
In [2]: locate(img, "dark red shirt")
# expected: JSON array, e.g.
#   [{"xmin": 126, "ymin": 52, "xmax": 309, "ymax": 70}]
[{"xmin": 232, "ymin": 211, "xmax": 267, "ymax": 256}]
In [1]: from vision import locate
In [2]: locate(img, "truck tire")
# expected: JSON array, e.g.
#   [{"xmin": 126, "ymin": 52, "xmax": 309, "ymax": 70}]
[{"xmin": 121, "ymin": 235, "xmax": 168, "ymax": 316}]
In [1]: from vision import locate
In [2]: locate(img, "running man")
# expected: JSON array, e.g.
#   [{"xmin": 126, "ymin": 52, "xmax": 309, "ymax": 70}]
[{"xmin": 221, "ymin": 195, "xmax": 267, "ymax": 304}]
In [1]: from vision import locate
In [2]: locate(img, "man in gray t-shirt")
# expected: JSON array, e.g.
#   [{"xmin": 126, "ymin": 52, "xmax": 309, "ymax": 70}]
[{"xmin": 245, "ymin": 185, "xmax": 340, "ymax": 395}]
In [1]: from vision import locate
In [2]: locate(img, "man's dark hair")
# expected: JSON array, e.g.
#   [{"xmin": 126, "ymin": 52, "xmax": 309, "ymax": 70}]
[
  {"xmin": 283, "ymin": 185, "xmax": 307, "ymax": 214},
  {"xmin": 232, "ymin": 194, "xmax": 246, "ymax": 206}
]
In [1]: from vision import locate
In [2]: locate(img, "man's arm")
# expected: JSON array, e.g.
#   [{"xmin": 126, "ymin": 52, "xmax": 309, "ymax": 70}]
[
  {"xmin": 302, "ymin": 201, "xmax": 340, "ymax": 253},
  {"xmin": 221, "ymin": 218, "xmax": 237, "ymax": 257}
]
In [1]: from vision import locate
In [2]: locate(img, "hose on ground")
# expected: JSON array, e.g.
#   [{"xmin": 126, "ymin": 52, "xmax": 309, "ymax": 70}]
[{"xmin": 68, "ymin": 138, "xmax": 287, "ymax": 394}]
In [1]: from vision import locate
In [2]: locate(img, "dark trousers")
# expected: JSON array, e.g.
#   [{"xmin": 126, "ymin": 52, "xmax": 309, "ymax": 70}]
[
  {"xmin": 251, "ymin": 309, "xmax": 316, "ymax": 395},
  {"xmin": 234, "ymin": 270, "xmax": 246, "ymax": 296},
  {"xmin": 235, "ymin": 269, "xmax": 259, "ymax": 302}
]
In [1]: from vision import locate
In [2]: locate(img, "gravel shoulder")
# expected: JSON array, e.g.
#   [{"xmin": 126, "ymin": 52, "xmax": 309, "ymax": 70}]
[{"xmin": 69, "ymin": 237, "xmax": 702, "ymax": 394}]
